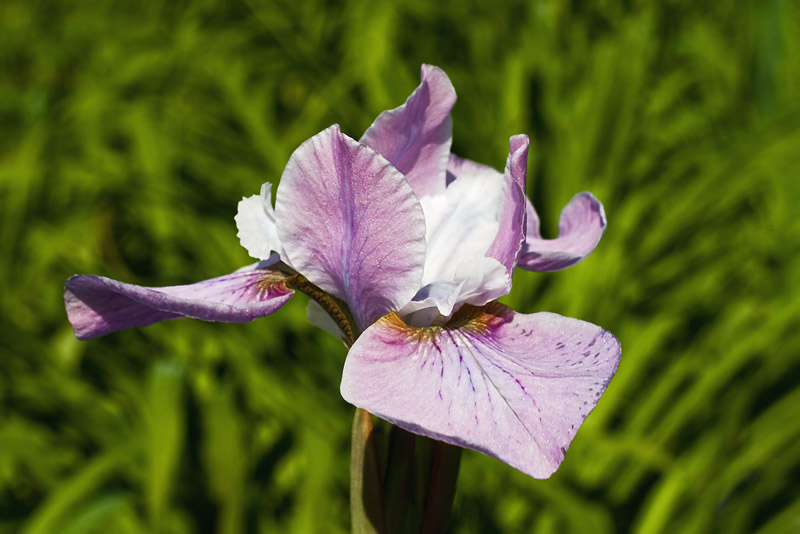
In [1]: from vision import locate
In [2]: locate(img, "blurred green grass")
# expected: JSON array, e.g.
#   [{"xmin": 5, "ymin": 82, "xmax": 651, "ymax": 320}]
[{"xmin": 2, "ymin": 0, "xmax": 799, "ymax": 532}]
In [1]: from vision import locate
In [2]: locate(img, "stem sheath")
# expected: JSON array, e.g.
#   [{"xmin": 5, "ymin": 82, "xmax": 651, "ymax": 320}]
[{"xmin": 351, "ymin": 408, "xmax": 386, "ymax": 534}]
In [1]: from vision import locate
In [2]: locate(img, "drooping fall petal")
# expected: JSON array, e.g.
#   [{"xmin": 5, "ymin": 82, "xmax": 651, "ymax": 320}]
[
  {"xmin": 360, "ymin": 64, "xmax": 456, "ymax": 199},
  {"xmin": 64, "ymin": 259, "xmax": 294, "ymax": 340},
  {"xmin": 517, "ymin": 192, "xmax": 607, "ymax": 272},
  {"xmin": 341, "ymin": 302, "xmax": 621, "ymax": 479},
  {"xmin": 275, "ymin": 124, "xmax": 427, "ymax": 330}
]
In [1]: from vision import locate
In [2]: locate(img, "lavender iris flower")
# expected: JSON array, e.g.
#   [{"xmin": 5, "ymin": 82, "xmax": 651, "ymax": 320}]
[{"xmin": 65, "ymin": 65, "xmax": 619, "ymax": 479}]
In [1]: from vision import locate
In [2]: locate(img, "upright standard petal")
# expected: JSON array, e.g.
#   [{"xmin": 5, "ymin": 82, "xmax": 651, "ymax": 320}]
[
  {"xmin": 275, "ymin": 125, "xmax": 427, "ymax": 330},
  {"xmin": 486, "ymin": 135, "xmax": 529, "ymax": 276},
  {"xmin": 64, "ymin": 259, "xmax": 294, "ymax": 340},
  {"xmin": 406, "ymin": 152, "xmax": 520, "ymax": 319},
  {"xmin": 341, "ymin": 302, "xmax": 621, "ymax": 479},
  {"xmin": 360, "ymin": 64, "xmax": 456, "ymax": 199},
  {"xmin": 517, "ymin": 192, "xmax": 607, "ymax": 272}
]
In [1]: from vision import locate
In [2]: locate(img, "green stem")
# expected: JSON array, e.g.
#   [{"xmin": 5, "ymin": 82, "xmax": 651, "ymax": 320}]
[
  {"xmin": 350, "ymin": 408, "xmax": 386, "ymax": 534},
  {"xmin": 420, "ymin": 440, "xmax": 461, "ymax": 534},
  {"xmin": 284, "ymin": 271, "xmax": 358, "ymax": 344},
  {"xmin": 381, "ymin": 428, "xmax": 462, "ymax": 533},
  {"xmin": 383, "ymin": 426, "xmax": 418, "ymax": 534}
]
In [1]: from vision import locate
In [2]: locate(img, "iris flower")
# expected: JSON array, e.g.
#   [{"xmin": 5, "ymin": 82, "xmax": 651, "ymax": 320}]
[{"xmin": 65, "ymin": 65, "xmax": 619, "ymax": 479}]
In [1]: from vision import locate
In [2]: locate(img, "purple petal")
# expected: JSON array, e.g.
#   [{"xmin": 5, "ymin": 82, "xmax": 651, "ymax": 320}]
[
  {"xmin": 504, "ymin": 134, "xmax": 529, "ymax": 190},
  {"xmin": 275, "ymin": 125, "xmax": 426, "ymax": 329},
  {"xmin": 64, "ymin": 259, "xmax": 294, "ymax": 340},
  {"xmin": 517, "ymin": 192, "xmax": 607, "ymax": 272},
  {"xmin": 360, "ymin": 64, "xmax": 456, "ymax": 199},
  {"xmin": 486, "ymin": 135, "xmax": 529, "ymax": 275},
  {"xmin": 341, "ymin": 302, "xmax": 621, "ymax": 479}
]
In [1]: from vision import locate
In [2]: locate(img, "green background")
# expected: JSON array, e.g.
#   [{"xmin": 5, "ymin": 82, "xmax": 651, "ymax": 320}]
[{"xmin": 2, "ymin": 0, "xmax": 799, "ymax": 532}]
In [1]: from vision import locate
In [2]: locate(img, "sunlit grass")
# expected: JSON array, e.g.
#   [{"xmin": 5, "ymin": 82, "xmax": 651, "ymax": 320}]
[{"xmin": 1, "ymin": 0, "xmax": 798, "ymax": 532}]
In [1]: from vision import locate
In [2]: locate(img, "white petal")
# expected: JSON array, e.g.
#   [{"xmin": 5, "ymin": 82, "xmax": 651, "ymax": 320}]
[
  {"xmin": 419, "ymin": 163, "xmax": 504, "ymax": 286},
  {"xmin": 400, "ymin": 256, "xmax": 509, "ymax": 326},
  {"xmin": 235, "ymin": 183, "xmax": 284, "ymax": 261},
  {"xmin": 400, "ymin": 280, "xmax": 463, "ymax": 325},
  {"xmin": 453, "ymin": 256, "xmax": 509, "ymax": 306},
  {"xmin": 408, "ymin": 156, "xmax": 511, "ymax": 320}
]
